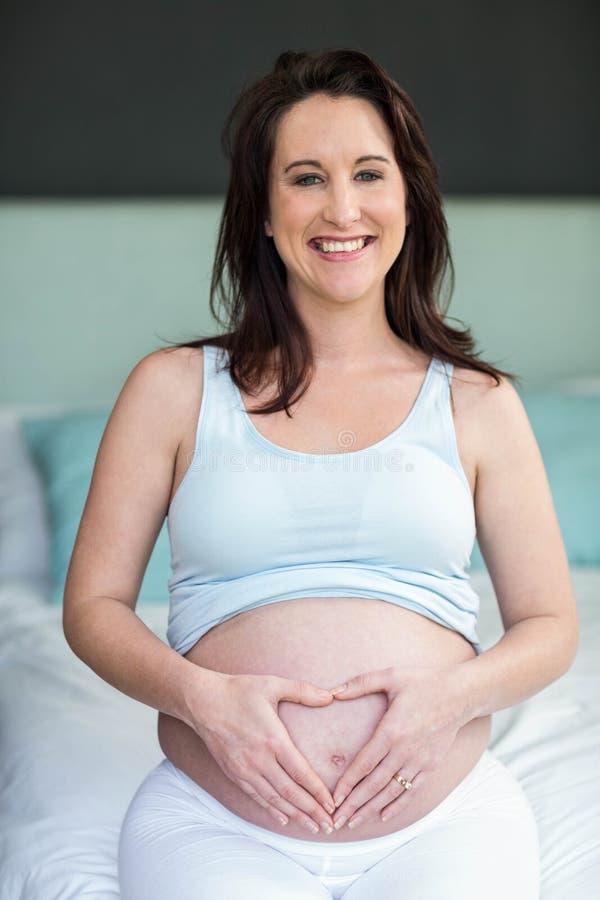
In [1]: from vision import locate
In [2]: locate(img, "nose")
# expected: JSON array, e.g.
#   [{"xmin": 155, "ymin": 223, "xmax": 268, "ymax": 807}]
[{"xmin": 322, "ymin": 180, "xmax": 361, "ymax": 230}]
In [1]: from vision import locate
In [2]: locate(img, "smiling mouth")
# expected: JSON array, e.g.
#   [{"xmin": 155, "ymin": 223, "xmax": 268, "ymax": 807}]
[{"xmin": 308, "ymin": 234, "xmax": 376, "ymax": 257}]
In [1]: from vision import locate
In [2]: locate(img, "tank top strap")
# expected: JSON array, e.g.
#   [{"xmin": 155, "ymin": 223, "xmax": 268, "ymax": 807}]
[
  {"xmin": 196, "ymin": 343, "xmax": 248, "ymax": 455},
  {"xmin": 406, "ymin": 356, "xmax": 469, "ymax": 493},
  {"xmin": 411, "ymin": 356, "xmax": 453, "ymax": 422},
  {"xmin": 208, "ymin": 343, "xmax": 243, "ymax": 416}
]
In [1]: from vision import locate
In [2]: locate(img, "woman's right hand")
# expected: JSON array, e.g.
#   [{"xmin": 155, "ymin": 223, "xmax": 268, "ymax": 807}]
[{"xmin": 188, "ymin": 670, "xmax": 337, "ymax": 832}]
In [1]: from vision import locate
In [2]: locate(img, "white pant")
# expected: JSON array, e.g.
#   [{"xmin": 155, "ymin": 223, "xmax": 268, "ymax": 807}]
[{"xmin": 118, "ymin": 749, "xmax": 540, "ymax": 899}]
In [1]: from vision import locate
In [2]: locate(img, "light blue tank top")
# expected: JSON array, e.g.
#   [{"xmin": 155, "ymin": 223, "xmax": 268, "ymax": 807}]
[{"xmin": 166, "ymin": 344, "xmax": 482, "ymax": 656}]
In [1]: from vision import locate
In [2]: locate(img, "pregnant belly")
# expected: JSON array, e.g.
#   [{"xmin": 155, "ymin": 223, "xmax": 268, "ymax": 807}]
[{"xmin": 157, "ymin": 597, "xmax": 492, "ymax": 842}]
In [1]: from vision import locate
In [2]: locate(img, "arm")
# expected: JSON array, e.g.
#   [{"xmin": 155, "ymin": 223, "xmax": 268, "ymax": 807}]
[
  {"xmin": 324, "ymin": 375, "xmax": 579, "ymax": 827},
  {"xmin": 64, "ymin": 594, "xmax": 216, "ymax": 730},
  {"xmin": 63, "ymin": 354, "xmax": 204, "ymax": 723},
  {"xmin": 449, "ymin": 375, "xmax": 579, "ymax": 725},
  {"xmin": 63, "ymin": 349, "xmax": 217, "ymax": 729},
  {"xmin": 63, "ymin": 349, "xmax": 337, "ymax": 831}
]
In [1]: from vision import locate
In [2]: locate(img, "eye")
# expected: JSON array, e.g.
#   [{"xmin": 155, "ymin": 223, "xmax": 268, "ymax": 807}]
[
  {"xmin": 295, "ymin": 174, "xmax": 322, "ymax": 186},
  {"xmin": 293, "ymin": 170, "xmax": 384, "ymax": 187}
]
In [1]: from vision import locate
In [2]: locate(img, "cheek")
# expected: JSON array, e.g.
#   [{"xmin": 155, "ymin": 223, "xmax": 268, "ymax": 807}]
[
  {"xmin": 272, "ymin": 200, "xmax": 317, "ymax": 258},
  {"xmin": 271, "ymin": 190, "xmax": 309, "ymax": 227},
  {"xmin": 371, "ymin": 194, "xmax": 408, "ymax": 226}
]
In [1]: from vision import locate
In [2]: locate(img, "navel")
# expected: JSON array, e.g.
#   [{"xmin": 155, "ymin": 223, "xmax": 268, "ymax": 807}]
[{"xmin": 330, "ymin": 753, "xmax": 347, "ymax": 768}]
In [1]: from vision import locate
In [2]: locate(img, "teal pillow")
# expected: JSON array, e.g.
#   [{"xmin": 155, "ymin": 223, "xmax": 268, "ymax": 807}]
[
  {"xmin": 20, "ymin": 412, "xmax": 170, "ymax": 604},
  {"xmin": 470, "ymin": 390, "xmax": 600, "ymax": 570}
]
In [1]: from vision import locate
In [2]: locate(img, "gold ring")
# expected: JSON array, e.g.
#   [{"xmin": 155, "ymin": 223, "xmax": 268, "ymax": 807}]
[{"xmin": 391, "ymin": 772, "xmax": 413, "ymax": 790}]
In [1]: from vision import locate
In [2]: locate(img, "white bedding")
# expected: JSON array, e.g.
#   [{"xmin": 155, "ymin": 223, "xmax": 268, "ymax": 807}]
[{"xmin": 1, "ymin": 569, "xmax": 599, "ymax": 899}]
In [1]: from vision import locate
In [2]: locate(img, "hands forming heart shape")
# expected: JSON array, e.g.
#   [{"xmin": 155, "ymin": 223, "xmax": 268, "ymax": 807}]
[{"xmin": 193, "ymin": 662, "xmax": 469, "ymax": 834}]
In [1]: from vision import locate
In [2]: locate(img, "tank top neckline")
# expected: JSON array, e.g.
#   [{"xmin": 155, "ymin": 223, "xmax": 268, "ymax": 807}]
[{"xmin": 218, "ymin": 346, "xmax": 441, "ymax": 460}]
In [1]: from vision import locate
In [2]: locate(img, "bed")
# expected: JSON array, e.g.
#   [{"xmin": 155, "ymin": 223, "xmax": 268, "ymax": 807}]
[{"xmin": 0, "ymin": 382, "xmax": 599, "ymax": 899}]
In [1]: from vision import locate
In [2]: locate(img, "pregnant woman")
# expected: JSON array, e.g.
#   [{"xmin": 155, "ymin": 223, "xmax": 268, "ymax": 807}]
[{"xmin": 63, "ymin": 49, "xmax": 578, "ymax": 898}]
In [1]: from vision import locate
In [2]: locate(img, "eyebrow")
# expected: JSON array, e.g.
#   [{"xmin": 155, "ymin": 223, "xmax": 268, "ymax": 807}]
[{"xmin": 283, "ymin": 155, "xmax": 391, "ymax": 174}]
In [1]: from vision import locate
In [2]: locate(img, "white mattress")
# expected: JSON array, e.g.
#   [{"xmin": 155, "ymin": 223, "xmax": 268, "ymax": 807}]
[{"xmin": 1, "ymin": 568, "xmax": 599, "ymax": 899}]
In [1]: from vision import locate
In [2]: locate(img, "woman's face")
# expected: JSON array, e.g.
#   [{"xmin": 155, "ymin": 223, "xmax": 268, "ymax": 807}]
[{"xmin": 265, "ymin": 93, "xmax": 410, "ymax": 310}]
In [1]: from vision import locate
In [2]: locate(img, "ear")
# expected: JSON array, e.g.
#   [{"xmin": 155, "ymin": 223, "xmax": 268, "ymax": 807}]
[{"xmin": 264, "ymin": 219, "xmax": 273, "ymax": 237}]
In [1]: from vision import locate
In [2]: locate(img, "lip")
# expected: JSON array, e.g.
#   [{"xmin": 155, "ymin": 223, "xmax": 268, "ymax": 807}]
[
  {"xmin": 309, "ymin": 234, "xmax": 375, "ymax": 242},
  {"xmin": 308, "ymin": 235, "xmax": 377, "ymax": 262}
]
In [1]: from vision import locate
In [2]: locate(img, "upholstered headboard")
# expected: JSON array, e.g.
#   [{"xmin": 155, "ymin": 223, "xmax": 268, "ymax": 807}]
[{"xmin": 1, "ymin": 199, "xmax": 599, "ymax": 410}]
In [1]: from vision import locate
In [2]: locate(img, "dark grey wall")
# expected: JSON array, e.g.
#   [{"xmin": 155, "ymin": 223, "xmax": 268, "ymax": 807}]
[{"xmin": 1, "ymin": 0, "xmax": 598, "ymax": 196}]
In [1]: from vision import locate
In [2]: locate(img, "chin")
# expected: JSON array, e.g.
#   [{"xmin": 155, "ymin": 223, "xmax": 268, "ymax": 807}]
[{"xmin": 319, "ymin": 283, "xmax": 382, "ymax": 304}]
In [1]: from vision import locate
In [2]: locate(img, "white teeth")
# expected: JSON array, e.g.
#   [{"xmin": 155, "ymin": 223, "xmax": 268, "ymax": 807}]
[{"xmin": 315, "ymin": 237, "xmax": 367, "ymax": 253}]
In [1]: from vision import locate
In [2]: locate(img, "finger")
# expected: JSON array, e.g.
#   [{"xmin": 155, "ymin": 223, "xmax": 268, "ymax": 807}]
[
  {"xmin": 274, "ymin": 737, "xmax": 336, "ymax": 816},
  {"xmin": 332, "ymin": 752, "xmax": 398, "ymax": 828},
  {"xmin": 236, "ymin": 776, "xmax": 290, "ymax": 827},
  {"xmin": 277, "ymin": 678, "xmax": 335, "ymax": 709},
  {"xmin": 257, "ymin": 764, "xmax": 331, "ymax": 833},
  {"xmin": 342, "ymin": 776, "xmax": 409, "ymax": 829},
  {"xmin": 239, "ymin": 773, "xmax": 326, "ymax": 833},
  {"xmin": 265, "ymin": 760, "xmax": 333, "ymax": 829},
  {"xmin": 327, "ymin": 668, "xmax": 393, "ymax": 701},
  {"xmin": 379, "ymin": 770, "xmax": 423, "ymax": 823},
  {"xmin": 340, "ymin": 768, "xmax": 420, "ymax": 830},
  {"xmin": 332, "ymin": 727, "xmax": 392, "ymax": 809}
]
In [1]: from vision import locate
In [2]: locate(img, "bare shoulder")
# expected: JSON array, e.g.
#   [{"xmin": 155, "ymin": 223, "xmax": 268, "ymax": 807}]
[
  {"xmin": 124, "ymin": 346, "xmax": 204, "ymax": 446},
  {"xmin": 449, "ymin": 363, "xmax": 505, "ymax": 410},
  {"xmin": 133, "ymin": 344, "xmax": 204, "ymax": 387},
  {"xmin": 449, "ymin": 365, "xmax": 525, "ymax": 466}
]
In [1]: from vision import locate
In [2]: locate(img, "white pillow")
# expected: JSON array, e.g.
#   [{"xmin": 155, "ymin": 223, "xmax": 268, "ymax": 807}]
[{"xmin": 0, "ymin": 418, "xmax": 51, "ymax": 591}]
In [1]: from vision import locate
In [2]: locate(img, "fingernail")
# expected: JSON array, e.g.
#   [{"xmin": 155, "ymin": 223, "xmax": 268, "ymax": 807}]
[
  {"xmin": 330, "ymin": 684, "xmax": 347, "ymax": 695},
  {"xmin": 333, "ymin": 816, "xmax": 347, "ymax": 830},
  {"xmin": 320, "ymin": 821, "xmax": 333, "ymax": 834},
  {"xmin": 325, "ymin": 802, "xmax": 335, "ymax": 815},
  {"xmin": 306, "ymin": 821, "xmax": 319, "ymax": 834},
  {"xmin": 347, "ymin": 816, "xmax": 362, "ymax": 829},
  {"xmin": 277, "ymin": 814, "xmax": 288, "ymax": 826},
  {"xmin": 334, "ymin": 795, "xmax": 345, "ymax": 808}
]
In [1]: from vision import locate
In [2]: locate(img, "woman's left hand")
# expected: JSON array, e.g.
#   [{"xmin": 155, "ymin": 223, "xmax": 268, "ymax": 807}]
[{"xmin": 326, "ymin": 663, "xmax": 468, "ymax": 830}]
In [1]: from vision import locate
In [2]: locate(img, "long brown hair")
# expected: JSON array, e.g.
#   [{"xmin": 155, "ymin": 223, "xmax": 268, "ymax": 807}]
[{"xmin": 161, "ymin": 48, "xmax": 520, "ymax": 413}]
